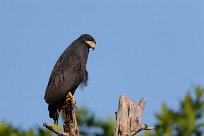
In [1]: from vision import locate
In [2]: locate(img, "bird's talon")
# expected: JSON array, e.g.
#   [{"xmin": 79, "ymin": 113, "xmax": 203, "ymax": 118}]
[{"xmin": 66, "ymin": 92, "xmax": 76, "ymax": 106}]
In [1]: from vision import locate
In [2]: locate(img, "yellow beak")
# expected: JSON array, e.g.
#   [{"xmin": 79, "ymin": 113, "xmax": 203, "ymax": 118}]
[{"xmin": 86, "ymin": 41, "xmax": 96, "ymax": 49}]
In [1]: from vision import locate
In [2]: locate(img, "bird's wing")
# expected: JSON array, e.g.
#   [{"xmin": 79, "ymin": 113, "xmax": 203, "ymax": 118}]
[
  {"xmin": 80, "ymin": 70, "xmax": 88, "ymax": 87},
  {"xmin": 44, "ymin": 45, "xmax": 84, "ymax": 104}
]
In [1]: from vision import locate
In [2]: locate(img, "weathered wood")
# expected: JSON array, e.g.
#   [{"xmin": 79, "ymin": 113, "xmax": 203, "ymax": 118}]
[
  {"xmin": 114, "ymin": 96, "xmax": 155, "ymax": 136},
  {"xmin": 62, "ymin": 98, "xmax": 79, "ymax": 136},
  {"xmin": 43, "ymin": 94, "xmax": 79, "ymax": 136}
]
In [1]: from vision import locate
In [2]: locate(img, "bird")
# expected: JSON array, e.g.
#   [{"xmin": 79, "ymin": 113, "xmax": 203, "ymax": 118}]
[{"xmin": 44, "ymin": 34, "xmax": 96, "ymax": 125}]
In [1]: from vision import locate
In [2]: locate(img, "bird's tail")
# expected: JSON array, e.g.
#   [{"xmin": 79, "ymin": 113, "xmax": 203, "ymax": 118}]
[{"xmin": 48, "ymin": 103, "xmax": 61, "ymax": 125}]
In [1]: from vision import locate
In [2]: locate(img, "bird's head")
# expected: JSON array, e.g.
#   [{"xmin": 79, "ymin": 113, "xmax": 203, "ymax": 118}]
[{"xmin": 79, "ymin": 34, "xmax": 96, "ymax": 50}]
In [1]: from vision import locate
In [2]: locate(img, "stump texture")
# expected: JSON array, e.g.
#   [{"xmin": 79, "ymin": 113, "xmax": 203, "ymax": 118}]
[{"xmin": 114, "ymin": 96, "xmax": 147, "ymax": 136}]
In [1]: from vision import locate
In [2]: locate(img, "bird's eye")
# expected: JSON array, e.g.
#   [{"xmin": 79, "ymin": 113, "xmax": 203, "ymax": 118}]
[{"xmin": 87, "ymin": 38, "xmax": 92, "ymax": 41}]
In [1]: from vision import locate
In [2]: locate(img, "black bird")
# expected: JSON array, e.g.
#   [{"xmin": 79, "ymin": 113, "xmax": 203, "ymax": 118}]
[{"xmin": 44, "ymin": 34, "xmax": 96, "ymax": 124}]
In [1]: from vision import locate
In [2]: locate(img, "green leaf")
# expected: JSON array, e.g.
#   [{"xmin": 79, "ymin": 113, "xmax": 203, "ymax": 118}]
[{"xmin": 183, "ymin": 92, "xmax": 195, "ymax": 131}]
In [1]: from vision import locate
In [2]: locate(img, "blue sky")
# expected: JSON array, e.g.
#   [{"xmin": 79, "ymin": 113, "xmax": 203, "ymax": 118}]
[{"xmin": 0, "ymin": 0, "xmax": 203, "ymax": 129}]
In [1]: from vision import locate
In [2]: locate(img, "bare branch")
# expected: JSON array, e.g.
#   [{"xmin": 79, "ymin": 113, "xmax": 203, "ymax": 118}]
[
  {"xmin": 125, "ymin": 123, "xmax": 155, "ymax": 136},
  {"xmin": 43, "ymin": 122, "xmax": 64, "ymax": 136}
]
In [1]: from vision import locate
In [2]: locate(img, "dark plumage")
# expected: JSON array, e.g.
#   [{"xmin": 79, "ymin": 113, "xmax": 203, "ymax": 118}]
[{"xmin": 44, "ymin": 34, "xmax": 96, "ymax": 124}]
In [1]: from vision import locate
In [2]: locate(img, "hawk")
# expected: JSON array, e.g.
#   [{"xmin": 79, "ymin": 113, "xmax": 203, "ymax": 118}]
[{"xmin": 44, "ymin": 34, "xmax": 96, "ymax": 124}]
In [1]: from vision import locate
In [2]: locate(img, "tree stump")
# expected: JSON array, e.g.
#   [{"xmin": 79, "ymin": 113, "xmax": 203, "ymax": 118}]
[{"xmin": 114, "ymin": 96, "xmax": 154, "ymax": 136}]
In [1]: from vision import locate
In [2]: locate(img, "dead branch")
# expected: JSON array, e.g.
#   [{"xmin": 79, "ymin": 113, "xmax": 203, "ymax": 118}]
[
  {"xmin": 43, "ymin": 95, "xmax": 79, "ymax": 136},
  {"xmin": 114, "ymin": 96, "xmax": 155, "ymax": 136},
  {"xmin": 43, "ymin": 122, "xmax": 64, "ymax": 136}
]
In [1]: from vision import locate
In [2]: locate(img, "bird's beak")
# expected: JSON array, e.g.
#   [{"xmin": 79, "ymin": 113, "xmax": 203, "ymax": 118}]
[{"xmin": 86, "ymin": 41, "xmax": 96, "ymax": 50}]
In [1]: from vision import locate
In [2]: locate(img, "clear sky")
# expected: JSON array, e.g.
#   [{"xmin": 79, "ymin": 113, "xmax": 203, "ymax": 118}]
[{"xmin": 0, "ymin": 0, "xmax": 203, "ymax": 129}]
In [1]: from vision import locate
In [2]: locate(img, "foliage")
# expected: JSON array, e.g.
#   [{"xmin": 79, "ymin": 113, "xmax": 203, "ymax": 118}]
[
  {"xmin": 0, "ymin": 122, "xmax": 51, "ymax": 136},
  {"xmin": 76, "ymin": 107, "xmax": 114, "ymax": 136},
  {"xmin": 144, "ymin": 86, "xmax": 204, "ymax": 136}
]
